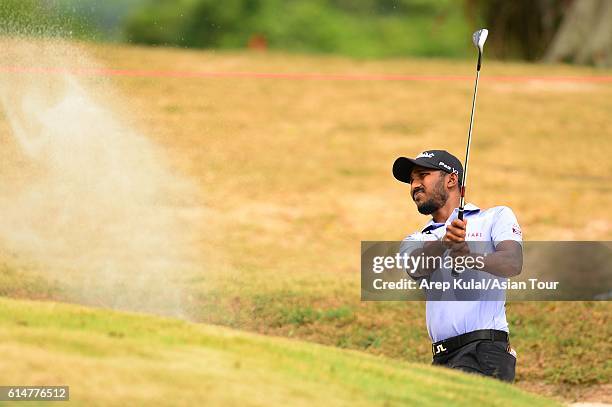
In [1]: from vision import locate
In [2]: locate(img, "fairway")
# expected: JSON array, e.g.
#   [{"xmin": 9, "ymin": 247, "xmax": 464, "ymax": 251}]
[
  {"xmin": 0, "ymin": 41, "xmax": 610, "ymax": 403},
  {"xmin": 0, "ymin": 297, "xmax": 561, "ymax": 406}
]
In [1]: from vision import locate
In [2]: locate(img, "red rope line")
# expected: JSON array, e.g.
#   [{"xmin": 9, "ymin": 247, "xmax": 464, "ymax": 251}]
[{"xmin": 0, "ymin": 66, "xmax": 610, "ymax": 82}]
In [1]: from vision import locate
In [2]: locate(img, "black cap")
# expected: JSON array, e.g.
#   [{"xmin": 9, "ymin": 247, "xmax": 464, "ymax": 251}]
[{"xmin": 393, "ymin": 150, "xmax": 463, "ymax": 184}]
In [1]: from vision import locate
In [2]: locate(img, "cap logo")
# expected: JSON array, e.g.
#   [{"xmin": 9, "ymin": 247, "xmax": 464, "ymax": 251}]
[
  {"xmin": 416, "ymin": 151, "xmax": 434, "ymax": 159},
  {"xmin": 439, "ymin": 161, "xmax": 459, "ymax": 175}
]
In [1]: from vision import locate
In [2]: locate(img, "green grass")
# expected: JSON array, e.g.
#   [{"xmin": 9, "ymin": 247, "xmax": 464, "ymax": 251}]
[{"xmin": 0, "ymin": 297, "xmax": 559, "ymax": 406}]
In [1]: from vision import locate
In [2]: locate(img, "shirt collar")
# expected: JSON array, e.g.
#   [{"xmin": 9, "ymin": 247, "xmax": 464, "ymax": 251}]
[
  {"xmin": 420, "ymin": 203, "xmax": 481, "ymax": 233},
  {"xmin": 461, "ymin": 203, "xmax": 480, "ymax": 212}
]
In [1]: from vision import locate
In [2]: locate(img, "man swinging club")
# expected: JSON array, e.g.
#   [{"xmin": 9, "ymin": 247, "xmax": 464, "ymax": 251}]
[{"xmin": 391, "ymin": 30, "xmax": 523, "ymax": 382}]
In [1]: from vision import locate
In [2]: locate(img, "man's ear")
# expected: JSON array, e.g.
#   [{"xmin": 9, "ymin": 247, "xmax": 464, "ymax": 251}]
[{"xmin": 447, "ymin": 172, "xmax": 459, "ymax": 189}]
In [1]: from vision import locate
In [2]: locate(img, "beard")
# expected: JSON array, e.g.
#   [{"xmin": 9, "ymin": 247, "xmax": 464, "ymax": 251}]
[
  {"xmin": 414, "ymin": 176, "xmax": 449, "ymax": 215},
  {"xmin": 416, "ymin": 199, "xmax": 440, "ymax": 215}
]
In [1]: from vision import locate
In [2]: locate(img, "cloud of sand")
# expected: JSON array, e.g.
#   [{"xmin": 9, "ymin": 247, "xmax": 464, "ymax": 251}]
[{"xmin": 0, "ymin": 38, "xmax": 203, "ymax": 317}]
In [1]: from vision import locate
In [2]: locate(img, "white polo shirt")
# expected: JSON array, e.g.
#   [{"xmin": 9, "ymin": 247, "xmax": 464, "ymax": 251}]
[{"xmin": 403, "ymin": 203, "xmax": 522, "ymax": 342}]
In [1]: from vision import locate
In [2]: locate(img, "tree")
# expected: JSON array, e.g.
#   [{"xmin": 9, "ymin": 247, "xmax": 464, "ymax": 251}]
[
  {"xmin": 463, "ymin": 0, "xmax": 567, "ymax": 61},
  {"xmin": 464, "ymin": 0, "xmax": 612, "ymax": 66},
  {"xmin": 545, "ymin": 0, "xmax": 612, "ymax": 66}
]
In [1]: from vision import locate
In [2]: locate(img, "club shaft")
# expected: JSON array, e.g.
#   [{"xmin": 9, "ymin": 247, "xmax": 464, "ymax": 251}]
[{"xmin": 458, "ymin": 67, "xmax": 480, "ymax": 220}]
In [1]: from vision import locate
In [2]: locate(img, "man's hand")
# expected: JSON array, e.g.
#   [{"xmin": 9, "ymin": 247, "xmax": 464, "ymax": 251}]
[
  {"xmin": 444, "ymin": 219, "xmax": 470, "ymax": 257},
  {"xmin": 444, "ymin": 219, "xmax": 467, "ymax": 242},
  {"xmin": 444, "ymin": 218, "xmax": 523, "ymax": 277}
]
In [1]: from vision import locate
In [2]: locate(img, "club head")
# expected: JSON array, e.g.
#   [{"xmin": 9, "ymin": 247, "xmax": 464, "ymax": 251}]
[{"xmin": 472, "ymin": 29, "xmax": 488, "ymax": 53}]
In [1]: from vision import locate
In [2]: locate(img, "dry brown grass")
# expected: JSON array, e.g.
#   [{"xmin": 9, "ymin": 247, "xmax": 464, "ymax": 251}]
[{"xmin": 88, "ymin": 44, "xmax": 612, "ymax": 243}]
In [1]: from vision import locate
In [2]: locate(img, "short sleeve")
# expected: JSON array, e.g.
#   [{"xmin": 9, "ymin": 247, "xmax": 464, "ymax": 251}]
[
  {"xmin": 400, "ymin": 232, "xmax": 424, "ymax": 255},
  {"xmin": 399, "ymin": 233, "xmax": 429, "ymax": 279},
  {"xmin": 491, "ymin": 206, "xmax": 523, "ymax": 245},
  {"xmin": 403, "ymin": 232, "xmax": 424, "ymax": 242}
]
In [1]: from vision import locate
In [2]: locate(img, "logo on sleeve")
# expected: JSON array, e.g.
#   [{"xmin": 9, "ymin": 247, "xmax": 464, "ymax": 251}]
[{"xmin": 512, "ymin": 224, "xmax": 522, "ymax": 236}]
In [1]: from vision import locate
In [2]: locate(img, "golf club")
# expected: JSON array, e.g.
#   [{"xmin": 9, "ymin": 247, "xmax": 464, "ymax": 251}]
[
  {"xmin": 458, "ymin": 28, "xmax": 488, "ymax": 222},
  {"xmin": 451, "ymin": 28, "xmax": 487, "ymax": 278}
]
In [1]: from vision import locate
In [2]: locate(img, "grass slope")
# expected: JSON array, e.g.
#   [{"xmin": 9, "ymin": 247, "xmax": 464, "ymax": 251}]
[{"xmin": 0, "ymin": 298, "xmax": 559, "ymax": 407}]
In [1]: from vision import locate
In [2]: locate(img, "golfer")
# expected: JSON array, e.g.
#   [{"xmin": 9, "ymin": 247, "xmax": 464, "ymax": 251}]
[{"xmin": 393, "ymin": 149, "xmax": 522, "ymax": 382}]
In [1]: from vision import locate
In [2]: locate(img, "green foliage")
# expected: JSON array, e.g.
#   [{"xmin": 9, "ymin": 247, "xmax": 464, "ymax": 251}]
[
  {"xmin": 124, "ymin": 0, "xmax": 472, "ymax": 58},
  {"xmin": 55, "ymin": 0, "xmax": 150, "ymax": 40},
  {"xmin": 0, "ymin": 0, "xmax": 59, "ymax": 36},
  {"xmin": 0, "ymin": 0, "xmax": 98, "ymax": 39},
  {"xmin": 123, "ymin": 0, "xmax": 260, "ymax": 47}
]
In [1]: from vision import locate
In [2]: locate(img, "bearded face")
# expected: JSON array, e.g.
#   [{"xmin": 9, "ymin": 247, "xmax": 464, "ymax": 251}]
[{"xmin": 410, "ymin": 169, "xmax": 449, "ymax": 215}]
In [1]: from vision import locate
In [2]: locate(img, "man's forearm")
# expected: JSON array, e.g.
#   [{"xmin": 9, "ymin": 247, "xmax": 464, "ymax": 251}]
[
  {"xmin": 472, "ymin": 242, "xmax": 523, "ymax": 278},
  {"xmin": 407, "ymin": 241, "xmax": 446, "ymax": 278}
]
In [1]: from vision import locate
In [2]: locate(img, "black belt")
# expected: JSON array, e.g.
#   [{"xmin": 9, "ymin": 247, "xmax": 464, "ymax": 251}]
[{"xmin": 432, "ymin": 329, "xmax": 509, "ymax": 357}]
